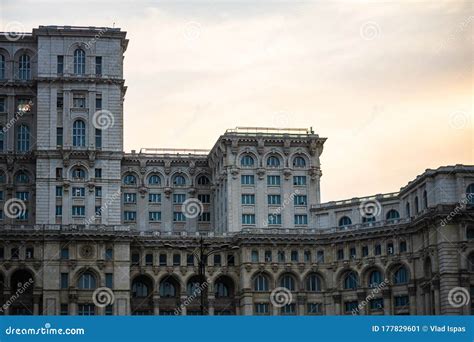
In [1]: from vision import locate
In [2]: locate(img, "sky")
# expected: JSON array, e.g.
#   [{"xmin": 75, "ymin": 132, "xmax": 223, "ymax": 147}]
[{"xmin": 0, "ymin": 0, "xmax": 473, "ymax": 201}]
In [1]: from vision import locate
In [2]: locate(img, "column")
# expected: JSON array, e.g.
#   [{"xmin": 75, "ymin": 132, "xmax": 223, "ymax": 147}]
[
  {"xmin": 382, "ymin": 289, "xmax": 391, "ymax": 315},
  {"xmin": 408, "ymin": 285, "xmax": 417, "ymax": 315}
]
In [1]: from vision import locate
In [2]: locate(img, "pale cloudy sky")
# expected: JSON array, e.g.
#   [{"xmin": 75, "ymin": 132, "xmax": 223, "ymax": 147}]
[{"xmin": 1, "ymin": 0, "xmax": 473, "ymax": 201}]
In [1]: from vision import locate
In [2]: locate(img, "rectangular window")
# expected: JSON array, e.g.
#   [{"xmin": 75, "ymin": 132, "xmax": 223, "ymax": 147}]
[
  {"xmin": 148, "ymin": 193, "xmax": 161, "ymax": 203},
  {"xmin": 57, "ymin": 55, "xmax": 64, "ymax": 74},
  {"xmin": 55, "ymin": 205, "xmax": 62, "ymax": 217},
  {"xmin": 350, "ymin": 247, "xmax": 356, "ymax": 259},
  {"xmin": 95, "ymin": 168, "xmax": 102, "ymax": 179},
  {"xmin": 370, "ymin": 298, "xmax": 384, "ymax": 311},
  {"xmin": 198, "ymin": 212, "xmax": 211, "ymax": 222},
  {"xmin": 72, "ymin": 206, "xmax": 85, "ymax": 217},
  {"xmin": 60, "ymin": 304, "xmax": 69, "ymax": 315},
  {"xmin": 251, "ymin": 250, "xmax": 259, "ymax": 262},
  {"xmin": 60, "ymin": 247, "xmax": 69, "ymax": 260},
  {"xmin": 227, "ymin": 253, "xmax": 235, "ymax": 266},
  {"xmin": 105, "ymin": 248, "xmax": 113, "ymax": 261},
  {"xmin": 344, "ymin": 301, "xmax": 358, "ymax": 314},
  {"xmin": 173, "ymin": 254, "xmax": 181, "ymax": 266},
  {"xmin": 11, "ymin": 247, "xmax": 19, "ymax": 259},
  {"xmin": 304, "ymin": 250, "xmax": 311, "ymax": 262},
  {"xmin": 56, "ymin": 127, "xmax": 63, "ymax": 146},
  {"xmin": 264, "ymin": 250, "xmax": 272, "ymax": 262},
  {"xmin": 105, "ymin": 273, "xmax": 113, "ymax": 288},
  {"xmin": 95, "ymin": 186, "xmax": 102, "ymax": 198},
  {"xmin": 241, "ymin": 194, "xmax": 255, "ymax": 205},
  {"xmin": 78, "ymin": 304, "xmax": 95, "ymax": 316},
  {"xmin": 95, "ymin": 95, "xmax": 102, "ymax": 109},
  {"xmin": 362, "ymin": 246, "xmax": 369, "ymax": 257},
  {"xmin": 241, "ymin": 175, "xmax": 255, "ymax": 185},
  {"xmin": 387, "ymin": 243, "xmax": 394, "ymax": 255},
  {"xmin": 72, "ymin": 187, "xmax": 85, "ymax": 197},
  {"xmin": 149, "ymin": 211, "xmax": 161, "ymax": 222},
  {"xmin": 307, "ymin": 303, "xmax": 322, "ymax": 315},
  {"xmin": 73, "ymin": 94, "xmax": 86, "ymax": 108},
  {"xmin": 131, "ymin": 253, "xmax": 140, "ymax": 265},
  {"xmin": 213, "ymin": 254, "xmax": 221, "ymax": 266},
  {"xmin": 56, "ymin": 167, "xmax": 63, "ymax": 179},
  {"xmin": 267, "ymin": 175, "xmax": 281, "ymax": 186},
  {"xmin": 26, "ymin": 247, "xmax": 34, "ymax": 259},
  {"xmin": 105, "ymin": 305, "xmax": 113, "ymax": 316},
  {"xmin": 400, "ymin": 241, "xmax": 407, "ymax": 253},
  {"xmin": 0, "ymin": 191, "xmax": 3, "ymax": 201},
  {"xmin": 294, "ymin": 195, "xmax": 307, "ymax": 206},
  {"xmin": 57, "ymin": 94, "xmax": 63, "ymax": 108},
  {"xmin": 268, "ymin": 214, "xmax": 281, "ymax": 225},
  {"xmin": 17, "ymin": 209, "xmax": 28, "ymax": 220},
  {"xmin": 267, "ymin": 195, "xmax": 281, "ymax": 205},
  {"xmin": 394, "ymin": 295, "xmax": 409, "ymax": 307},
  {"xmin": 291, "ymin": 250, "xmax": 298, "ymax": 262},
  {"xmin": 95, "ymin": 128, "xmax": 102, "ymax": 148},
  {"xmin": 293, "ymin": 176, "xmax": 307, "ymax": 186},
  {"xmin": 242, "ymin": 214, "xmax": 256, "ymax": 225},
  {"xmin": 15, "ymin": 191, "xmax": 29, "ymax": 201},
  {"xmin": 145, "ymin": 253, "xmax": 153, "ymax": 265},
  {"xmin": 0, "ymin": 98, "xmax": 5, "ymax": 112},
  {"xmin": 95, "ymin": 206, "xmax": 102, "ymax": 217},
  {"xmin": 281, "ymin": 303, "xmax": 296, "ymax": 315},
  {"xmin": 0, "ymin": 247, "xmax": 4, "ymax": 259},
  {"xmin": 294, "ymin": 214, "xmax": 308, "ymax": 225},
  {"xmin": 124, "ymin": 193, "xmax": 137, "ymax": 204},
  {"xmin": 60, "ymin": 273, "xmax": 69, "ymax": 289},
  {"xmin": 278, "ymin": 251, "xmax": 285, "ymax": 262},
  {"xmin": 255, "ymin": 303, "xmax": 269, "ymax": 315},
  {"xmin": 337, "ymin": 249, "xmax": 344, "ymax": 260},
  {"xmin": 124, "ymin": 211, "xmax": 136, "ymax": 222},
  {"xmin": 374, "ymin": 244, "xmax": 382, "ymax": 256},
  {"xmin": 198, "ymin": 194, "xmax": 210, "ymax": 203},
  {"xmin": 95, "ymin": 56, "xmax": 102, "ymax": 75},
  {"xmin": 187, "ymin": 253, "xmax": 194, "ymax": 266},
  {"xmin": 159, "ymin": 254, "xmax": 167, "ymax": 266},
  {"xmin": 173, "ymin": 212, "xmax": 186, "ymax": 222},
  {"xmin": 55, "ymin": 186, "xmax": 63, "ymax": 197},
  {"xmin": 173, "ymin": 194, "xmax": 186, "ymax": 204}
]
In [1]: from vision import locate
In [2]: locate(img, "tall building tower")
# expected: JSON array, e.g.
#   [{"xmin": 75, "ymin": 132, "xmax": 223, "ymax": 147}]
[{"xmin": 33, "ymin": 26, "xmax": 128, "ymax": 226}]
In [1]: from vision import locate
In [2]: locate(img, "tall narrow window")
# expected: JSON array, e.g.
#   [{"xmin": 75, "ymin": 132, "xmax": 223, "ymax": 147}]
[
  {"xmin": 56, "ymin": 127, "xmax": 63, "ymax": 146},
  {"xmin": 95, "ymin": 128, "xmax": 102, "ymax": 148},
  {"xmin": 74, "ymin": 48, "xmax": 86, "ymax": 75},
  {"xmin": 57, "ymin": 55, "xmax": 64, "ymax": 74},
  {"xmin": 95, "ymin": 56, "xmax": 102, "ymax": 75},
  {"xmin": 19, "ymin": 54, "xmax": 31, "ymax": 80},
  {"xmin": 17, "ymin": 124, "xmax": 30, "ymax": 152},
  {"xmin": 95, "ymin": 94, "xmax": 102, "ymax": 109},
  {"xmin": 72, "ymin": 120, "xmax": 86, "ymax": 147},
  {"xmin": 0, "ymin": 126, "xmax": 4, "ymax": 151},
  {"xmin": 0, "ymin": 54, "xmax": 5, "ymax": 79}
]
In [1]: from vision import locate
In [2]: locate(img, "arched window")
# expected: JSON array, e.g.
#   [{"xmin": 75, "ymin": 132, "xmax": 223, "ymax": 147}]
[
  {"xmin": 148, "ymin": 174, "xmax": 161, "ymax": 185},
  {"xmin": 406, "ymin": 202, "xmax": 411, "ymax": 217},
  {"xmin": 15, "ymin": 171, "xmax": 29, "ymax": 184},
  {"xmin": 78, "ymin": 272, "xmax": 96, "ymax": 289},
  {"xmin": 159, "ymin": 281, "xmax": 176, "ymax": 297},
  {"xmin": 343, "ymin": 272, "xmax": 358, "ymax": 290},
  {"xmin": 19, "ymin": 54, "xmax": 31, "ymax": 80},
  {"xmin": 132, "ymin": 280, "xmax": 149, "ymax": 297},
  {"xmin": 241, "ymin": 155, "xmax": 254, "ymax": 167},
  {"xmin": 123, "ymin": 174, "xmax": 137, "ymax": 185},
  {"xmin": 173, "ymin": 175, "xmax": 186, "ymax": 186},
  {"xmin": 339, "ymin": 216, "xmax": 352, "ymax": 227},
  {"xmin": 423, "ymin": 190, "xmax": 428, "ymax": 208},
  {"xmin": 393, "ymin": 266, "xmax": 408, "ymax": 284},
  {"xmin": 266, "ymin": 156, "xmax": 280, "ymax": 167},
  {"xmin": 306, "ymin": 274, "xmax": 322, "ymax": 292},
  {"xmin": 74, "ymin": 48, "xmax": 86, "ymax": 75},
  {"xmin": 197, "ymin": 175, "xmax": 210, "ymax": 185},
  {"xmin": 386, "ymin": 209, "xmax": 400, "ymax": 221},
  {"xmin": 280, "ymin": 274, "xmax": 296, "ymax": 291},
  {"xmin": 215, "ymin": 282, "xmax": 229, "ymax": 298},
  {"xmin": 0, "ymin": 54, "xmax": 5, "ymax": 79},
  {"xmin": 16, "ymin": 124, "xmax": 30, "ymax": 152},
  {"xmin": 368, "ymin": 270, "xmax": 382, "ymax": 288},
  {"xmin": 72, "ymin": 167, "xmax": 86, "ymax": 180},
  {"xmin": 187, "ymin": 281, "xmax": 202, "ymax": 295},
  {"xmin": 414, "ymin": 196, "xmax": 419, "ymax": 213},
  {"xmin": 466, "ymin": 184, "xmax": 474, "ymax": 204},
  {"xmin": 72, "ymin": 120, "xmax": 86, "ymax": 147},
  {"xmin": 293, "ymin": 156, "xmax": 306, "ymax": 168},
  {"xmin": 254, "ymin": 274, "xmax": 269, "ymax": 292}
]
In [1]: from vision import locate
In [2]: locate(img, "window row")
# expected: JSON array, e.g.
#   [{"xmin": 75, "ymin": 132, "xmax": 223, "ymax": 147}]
[
  {"xmin": 243, "ymin": 214, "xmax": 308, "ymax": 225},
  {"xmin": 241, "ymin": 175, "xmax": 307, "ymax": 186},
  {"xmin": 123, "ymin": 173, "xmax": 210, "ymax": 187},
  {"xmin": 240, "ymin": 154, "xmax": 307, "ymax": 168},
  {"xmin": 130, "ymin": 252, "xmax": 235, "ymax": 267},
  {"xmin": 242, "ymin": 194, "xmax": 307, "ymax": 206}
]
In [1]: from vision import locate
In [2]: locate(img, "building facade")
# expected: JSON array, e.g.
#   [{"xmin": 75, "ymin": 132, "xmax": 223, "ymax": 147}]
[{"xmin": 0, "ymin": 26, "xmax": 472, "ymax": 316}]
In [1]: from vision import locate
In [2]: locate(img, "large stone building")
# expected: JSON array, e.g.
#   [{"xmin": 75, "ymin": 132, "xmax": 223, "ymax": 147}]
[{"xmin": 0, "ymin": 26, "xmax": 472, "ymax": 316}]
